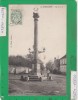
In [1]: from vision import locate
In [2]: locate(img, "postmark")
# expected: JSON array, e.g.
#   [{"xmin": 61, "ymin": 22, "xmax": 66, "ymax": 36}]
[{"xmin": 10, "ymin": 9, "xmax": 22, "ymax": 25}]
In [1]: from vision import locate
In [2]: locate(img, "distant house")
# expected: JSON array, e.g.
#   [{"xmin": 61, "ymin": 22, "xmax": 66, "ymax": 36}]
[
  {"xmin": 9, "ymin": 65, "xmax": 32, "ymax": 74},
  {"xmin": 60, "ymin": 55, "xmax": 66, "ymax": 73}
]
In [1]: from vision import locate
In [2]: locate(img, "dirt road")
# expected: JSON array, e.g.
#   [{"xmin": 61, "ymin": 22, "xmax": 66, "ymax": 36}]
[{"xmin": 9, "ymin": 74, "xmax": 66, "ymax": 96}]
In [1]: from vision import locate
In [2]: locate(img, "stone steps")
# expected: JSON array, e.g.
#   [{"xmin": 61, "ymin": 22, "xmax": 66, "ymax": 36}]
[
  {"xmin": 21, "ymin": 75, "xmax": 42, "ymax": 81},
  {"xmin": 28, "ymin": 75, "xmax": 41, "ymax": 81}
]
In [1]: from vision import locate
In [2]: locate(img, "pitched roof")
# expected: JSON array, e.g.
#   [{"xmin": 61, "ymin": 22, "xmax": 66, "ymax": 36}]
[{"xmin": 60, "ymin": 55, "xmax": 66, "ymax": 60}]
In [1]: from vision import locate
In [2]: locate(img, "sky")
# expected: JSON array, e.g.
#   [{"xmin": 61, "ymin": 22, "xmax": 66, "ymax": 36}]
[{"xmin": 9, "ymin": 5, "xmax": 66, "ymax": 63}]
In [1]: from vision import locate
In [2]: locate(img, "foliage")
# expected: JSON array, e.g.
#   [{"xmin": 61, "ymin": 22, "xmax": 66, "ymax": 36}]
[
  {"xmin": 46, "ymin": 60, "xmax": 53, "ymax": 73},
  {"xmin": 9, "ymin": 54, "xmax": 44, "ymax": 70},
  {"xmin": 52, "ymin": 69, "xmax": 58, "ymax": 74},
  {"xmin": 52, "ymin": 69, "xmax": 66, "ymax": 75},
  {"xmin": 9, "ymin": 55, "xmax": 32, "ymax": 68}
]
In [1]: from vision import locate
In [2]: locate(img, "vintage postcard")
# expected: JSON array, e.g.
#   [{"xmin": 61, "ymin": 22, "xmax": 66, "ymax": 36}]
[
  {"xmin": 0, "ymin": 0, "xmax": 77, "ymax": 100},
  {"xmin": 9, "ymin": 5, "xmax": 66, "ymax": 96}
]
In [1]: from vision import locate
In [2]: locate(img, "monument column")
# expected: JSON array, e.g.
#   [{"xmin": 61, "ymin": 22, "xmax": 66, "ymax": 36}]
[{"xmin": 33, "ymin": 12, "xmax": 39, "ymax": 75}]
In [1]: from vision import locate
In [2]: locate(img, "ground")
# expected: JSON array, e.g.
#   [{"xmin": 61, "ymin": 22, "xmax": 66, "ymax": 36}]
[{"xmin": 9, "ymin": 73, "xmax": 66, "ymax": 96}]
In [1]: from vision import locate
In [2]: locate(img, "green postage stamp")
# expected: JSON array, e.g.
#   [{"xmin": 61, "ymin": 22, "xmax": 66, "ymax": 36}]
[
  {"xmin": 10, "ymin": 9, "xmax": 22, "ymax": 25},
  {"xmin": 0, "ymin": 0, "xmax": 77, "ymax": 100}
]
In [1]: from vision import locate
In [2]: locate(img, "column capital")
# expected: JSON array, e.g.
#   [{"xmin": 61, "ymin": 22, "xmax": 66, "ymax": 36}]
[{"xmin": 33, "ymin": 12, "xmax": 39, "ymax": 19}]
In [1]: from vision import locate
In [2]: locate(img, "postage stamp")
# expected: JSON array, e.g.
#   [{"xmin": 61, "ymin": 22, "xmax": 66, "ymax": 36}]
[{"xmin": 10, "ymin": 9, "xmax": 22, "ymax": 25}]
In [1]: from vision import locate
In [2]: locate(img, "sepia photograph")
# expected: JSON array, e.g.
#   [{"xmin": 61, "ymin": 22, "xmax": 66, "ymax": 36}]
[{"xmin": 9, "ymin": 5, "xmax": 66, "ymax": 96}]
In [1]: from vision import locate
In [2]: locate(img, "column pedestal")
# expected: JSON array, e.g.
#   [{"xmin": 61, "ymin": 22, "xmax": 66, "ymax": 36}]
[{"xmin": 32, "ymin": 64, "xmax": 41, "ymax": 76}]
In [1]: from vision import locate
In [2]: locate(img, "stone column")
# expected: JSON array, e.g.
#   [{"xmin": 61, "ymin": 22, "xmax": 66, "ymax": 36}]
[{"xmin": 33, "ymin": 12, "xmax": 39, "ymax": 75}]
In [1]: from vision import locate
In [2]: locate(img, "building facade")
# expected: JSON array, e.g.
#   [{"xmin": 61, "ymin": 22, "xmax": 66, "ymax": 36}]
[
  {"xmin": 9, "ymin": 65, "xmax": 32, "ymax": 74},
  {"xmin": 60, "ymin": 55, "xmax": 66, "ymax": 73}
]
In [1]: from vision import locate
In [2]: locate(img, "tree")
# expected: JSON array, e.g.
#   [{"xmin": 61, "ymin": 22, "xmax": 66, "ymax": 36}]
[
  {"xmin": 9, "ymin": 54, "xmax": 44, "ymax": 70},
  {"xmin": 9, "ymin": 55, "xmax": 32, "ymax": 68},
  {"xmin": 46, "ymin": 60, "xmax": 53, "ymax": 73}
]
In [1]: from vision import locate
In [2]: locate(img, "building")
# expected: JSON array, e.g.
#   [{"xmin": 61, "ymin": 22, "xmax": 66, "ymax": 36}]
[
  {"xmin": 9, "ymin": 65, "xmax": 32, "ymax": 74},
  {"xmin": 60, "ymin": 55, "xmax": 66, "ymax": 73}
]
